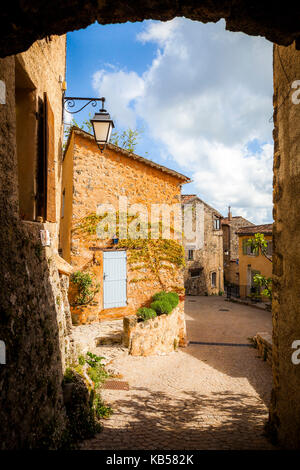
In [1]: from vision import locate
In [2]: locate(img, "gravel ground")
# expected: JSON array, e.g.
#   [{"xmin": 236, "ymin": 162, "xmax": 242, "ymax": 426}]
[{"xmin": 79, "ymin": 296, "xmax": 274, "ymax": 450}]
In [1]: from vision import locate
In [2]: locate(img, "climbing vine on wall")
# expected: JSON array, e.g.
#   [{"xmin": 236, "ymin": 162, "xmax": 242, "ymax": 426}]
[
  {"xmin": 70, "ymin": 271, "xmax": 100, "ymax": 306},
  {"xmin": 73, "ymin": 212, "xmax": 185, "ymax": 291}
]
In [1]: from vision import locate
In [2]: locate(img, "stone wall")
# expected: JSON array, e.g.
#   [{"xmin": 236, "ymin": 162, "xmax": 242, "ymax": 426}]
[
  {"xmin": 253, "ymin": 333, "xmax": 272, "ymax": 366},
  {"xmin": 222, "ymin": 216, "xmax": 253, "ymax": 285},
  {"xmin": 269, "ymin": 42, "xmax": 300, "ymax": 449},
  {"xmin": 183, "ymin": 199, "xmax": 224, "ymax": 295},
  {"xmin": 123, "ymin": 303, "xmax": 186, "ymax": 356},
  {"xmin": 61, "ymin": 128, "xmax": 187, "ymax": 323},
  {"xmin": 15, "ymin": 35, "xmax": 66, "ymax": 223},
  {"xmin": 0, "ymin": 38, "xmax": 76, "ymax": 449}
]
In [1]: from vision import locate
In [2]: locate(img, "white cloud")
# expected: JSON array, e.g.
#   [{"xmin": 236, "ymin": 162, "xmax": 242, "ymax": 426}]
[
  {"xmin": 93, "ymin": 69, "xmax": 144, "ymax": 128},
  {"xmin": 137, "ymin": 20, "xmax": 178, "ymax": 46},
  {"xmin": 92, "ymin": 18, "xmax": 273, "ymax": 223}
]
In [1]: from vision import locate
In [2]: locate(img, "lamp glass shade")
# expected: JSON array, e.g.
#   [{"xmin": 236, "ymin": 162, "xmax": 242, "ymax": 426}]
[{"xmin": 90, "ymin": 111, "xmax": 114, "ymax": 146}]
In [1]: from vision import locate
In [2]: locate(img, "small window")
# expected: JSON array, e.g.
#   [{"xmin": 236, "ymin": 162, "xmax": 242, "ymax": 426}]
[
  {"xmin": 188, "ymin": 249, "xmax": 194, "ymax": 260},
  {"xmin": 190, "ymin": 268, "xmax": 202, "ymax": 278},
  {"xmin": 211, "ymin": 271, "xmax": 217, "ymax": 287},
  {"xmin": 61, "ymin": 189, "xmax": 65, "ymax": 218},
  {"xmin": 213, "ymin": 218, "xmax": 220, "ymax": 230},
  {"xmin": 242, "ymin": 239, "xmax": 258, "ymax": 256}
]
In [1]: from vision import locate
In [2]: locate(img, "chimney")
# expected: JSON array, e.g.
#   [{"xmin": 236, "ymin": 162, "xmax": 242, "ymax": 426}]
[{"xmin": 228, "ymin": 205, "xmax": 232, "ymax": 221}]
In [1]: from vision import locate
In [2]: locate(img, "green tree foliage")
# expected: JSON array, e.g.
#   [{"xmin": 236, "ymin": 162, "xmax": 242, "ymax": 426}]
[
  {"xmin": 247, "ymin": 233, "xmax": 272, "ymax": 299},
  {"xmin": 64, "ymin": 114, "xmax": 141, "ymax": 154},
  {"xmin": 64, "ymin": 113, "xmax": 93, "ymax": 142},
  {"xmin": 247, "ymin": 232, "xmax": 272, "ymax": 262},
  {"xmin": 70, "ymin": 271, "xmax": 100, "ymax": 306},
  {"xmin": 110, "ymin": 128, "xmax": 141, "ymax": 153},
  {"xmin": 253, "ymin": 273, "xmax": 272, "ymax": 299}
]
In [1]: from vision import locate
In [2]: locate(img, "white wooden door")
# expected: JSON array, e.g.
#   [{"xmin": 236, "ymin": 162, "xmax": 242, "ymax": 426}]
[{"xmin": 103, "ymin": 251, "xmax": 127, "ymax": 309}]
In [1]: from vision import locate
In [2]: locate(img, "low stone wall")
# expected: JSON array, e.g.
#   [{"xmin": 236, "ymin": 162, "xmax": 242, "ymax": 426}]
[
  {"xmin": 253, "ymin": 332, "xmax": 272, "ymax": 365},
  {"xmin": 123, "ymin": 303, "xmax": 187, "ymax": 356}
]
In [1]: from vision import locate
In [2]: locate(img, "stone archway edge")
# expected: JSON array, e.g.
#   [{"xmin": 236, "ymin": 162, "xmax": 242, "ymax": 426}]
[{"xmin": 1, "ymin": 0, "xmax": 300, "ymax": 58}]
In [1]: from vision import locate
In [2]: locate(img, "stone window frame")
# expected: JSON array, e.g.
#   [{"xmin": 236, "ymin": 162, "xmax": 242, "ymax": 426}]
[
  {"xmin": 189, "ymin": 267, "xmax": 202, "ymax": 278},
  {"xmin": 213, "ymin": 217, "xmax": 221, "ymax": 230},
  {"xmin": 242, "ymin": 238, "xmax": 259, "ymax": 257},
  {"xmin": 187, "ymin": 249, "xmax": 194, "ymax": 260}
]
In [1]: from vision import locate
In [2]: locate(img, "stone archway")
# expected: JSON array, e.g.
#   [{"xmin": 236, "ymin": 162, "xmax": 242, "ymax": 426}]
[
  {"xmin": 0, "ymin": 0, "xmax": 300, "ymax": 449},
  {"xmin": 0, "ymin": 1, "xmax": 300, "ymax": 58}
]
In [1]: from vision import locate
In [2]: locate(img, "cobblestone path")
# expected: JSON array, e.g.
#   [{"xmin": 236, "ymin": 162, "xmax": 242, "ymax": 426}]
[{"xmin": 80, "ymin": 296, "xmax": 274, "ymax": 450}]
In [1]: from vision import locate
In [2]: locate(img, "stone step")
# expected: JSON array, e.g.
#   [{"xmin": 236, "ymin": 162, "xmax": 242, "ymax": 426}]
[{"xmin": 95, "ymin": 332, "xmax": 123, "ymax": 346}]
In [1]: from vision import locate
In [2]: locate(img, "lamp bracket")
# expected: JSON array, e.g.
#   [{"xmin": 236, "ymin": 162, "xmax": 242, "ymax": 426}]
[{"xmin": 63, "ymin": 96, "xmax": 105, "ymax": 114}]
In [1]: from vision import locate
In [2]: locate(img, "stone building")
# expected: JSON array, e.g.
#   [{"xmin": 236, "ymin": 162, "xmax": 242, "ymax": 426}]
[
  {"xmin": 181, "ymin": 195, "xmax": 224, "ymax": 295},
  {"xmin": 60, "ymin": 126, "xmax": 190, "ymax": 331},
  {"xmin": 222, "ymin": 207, "xmax": 254, "ymax": 286},
  {"xmin": 0, "ymin": 36, "xmax": 76, "ymax": 448},
  {"xmin": 237, "ymin": 223, "xmax": 272, "ymax": 298}
]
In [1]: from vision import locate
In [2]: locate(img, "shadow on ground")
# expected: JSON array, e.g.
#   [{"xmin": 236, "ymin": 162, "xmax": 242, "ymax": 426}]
[
  {"xmin": 184, "ymin": 296, "xmax": 273, "ymax": 407},
  {"xmin": 83, "ymin": 386, "xmax": 273, "ymax": 450}
]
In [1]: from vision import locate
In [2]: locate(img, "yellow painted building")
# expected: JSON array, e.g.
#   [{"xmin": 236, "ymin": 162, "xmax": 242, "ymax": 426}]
[{"xmin": 237, "ymin": 224, "xmax": 272, "ymax": 298}]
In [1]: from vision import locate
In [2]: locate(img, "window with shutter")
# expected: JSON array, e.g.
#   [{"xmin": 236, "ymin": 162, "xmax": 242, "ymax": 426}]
[
  {"xmin": 36, "ymin": 96, "xmax": 47, "ymax": 219},
  {"xmin": 213, "ymin": 218, "xmax": 220, "ymax": 230},
  {"xmin": 44, "ymin": 92, "xmax": 56, "ymax": 222},
  {"xmin": 15, "ymin": 58, "xmax": 36, "ymax": 220}
]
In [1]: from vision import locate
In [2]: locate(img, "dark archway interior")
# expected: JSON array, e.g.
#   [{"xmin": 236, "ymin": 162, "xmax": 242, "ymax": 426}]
[{"xmin": 1, "ymin": 1, "xmax": 300, "ymax": 58}]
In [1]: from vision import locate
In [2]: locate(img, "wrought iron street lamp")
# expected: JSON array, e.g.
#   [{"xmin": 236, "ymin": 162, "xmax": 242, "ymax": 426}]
[
  {"xmin": 63, "ymin": 96, "xmax": 114, "ymax": 152},
  {"xmin": 90, "ymin": 98, "xmax": 115, "ymax": 152}
]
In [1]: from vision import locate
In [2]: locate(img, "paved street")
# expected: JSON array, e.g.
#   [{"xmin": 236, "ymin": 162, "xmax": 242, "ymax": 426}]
[{"xmin": 81, "ymin": 296, "xmax": 274, "ymax": 450}]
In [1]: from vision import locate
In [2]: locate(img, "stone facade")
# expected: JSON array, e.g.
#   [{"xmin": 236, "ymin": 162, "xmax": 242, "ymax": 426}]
[
  {"xmin": 60, "ymin": 127, "xmax": 189, "ymax": 323},
  {"xmin": 123, "ymin": 303, "xmax": 186, "ymax": 356},
  {"xmin": 222, "ymin": 208, "xmax": 254, "ymax": 286},
  {"xmin": 182, "ymin": 195, "xmax": 224, "ymax": 295},
  {"xmin": 0, "ymin": 37, "xmax": 76, "ymax": 449},
  {"xmin": 269, "ymin": 42, "xmax": 300, "ymax": 449}
]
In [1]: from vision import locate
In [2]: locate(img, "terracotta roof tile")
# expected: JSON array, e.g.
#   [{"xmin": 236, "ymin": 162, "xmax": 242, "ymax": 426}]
[
  {"xmin": 236, "ymin": 223, "xmax": 273, "ymax": 236},
  {"xmin": 181, "ymin": 194, "xmax": 197, "ymax": 203}
]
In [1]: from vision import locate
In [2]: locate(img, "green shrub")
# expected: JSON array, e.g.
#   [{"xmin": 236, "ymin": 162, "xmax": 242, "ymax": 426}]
[
  {"xmin": 137, "ymin": 307, "xmax": 157, "ymax": 321},
  {"xmin": 152, "ymin": 291, "xmax": 168, "ymax": 301},
  {"xmin": 93, "ymin": 394, "xmax": 113, "ymax": 419},
  {"xmin": 151, "ymin": 299, "xmax": 173, "ymax": 315},
  {"xmin": 86, "ymin": 352, "xmax": 109, "ymax": 388},
  {"xmin": 165, "ymin": 292, "xmax": 179, "ymax": 309},
  {"xmin": 152, "ymin": 291, "xmax": 179, "ymax": 310}
]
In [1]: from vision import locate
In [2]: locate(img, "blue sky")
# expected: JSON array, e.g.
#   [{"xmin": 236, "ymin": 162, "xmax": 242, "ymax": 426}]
[{"xmin": 66, "ymin": 19, "xmax": 273, "ymax": 224}]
